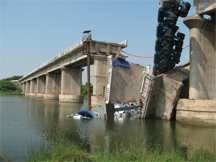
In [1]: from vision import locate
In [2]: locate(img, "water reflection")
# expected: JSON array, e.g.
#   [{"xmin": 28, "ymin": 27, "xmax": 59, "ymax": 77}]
[
  {"xmin": 1, "ymin": 95, "xmax": 216, "ymax": 160},
  {"xmin": 175, "ymin": 122, "xmax": 216, "ymax": 158}
]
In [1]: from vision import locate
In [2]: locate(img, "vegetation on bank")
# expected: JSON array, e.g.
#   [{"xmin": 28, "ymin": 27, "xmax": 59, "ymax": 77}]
[
  {"xmin": 25, "ymin": 138, "xmax": 215, "ymax": 162},
  {"xmin": 0, "ymin": 75, "xmax": 23, "ymax": 95},
  {"xmin": 1, "ymin": 129, "xmax": 215, "ymax": 162},
  {"xmin": 0, "ymin": 77, "xmax": 92, "ymax": 96},
  {"xmin": 81, "ymin": 82, "xmax": 93, "ymax": 96},
  {"xmin": 0, "ymin": 152, "xmax": 12, "ymax": 162}
]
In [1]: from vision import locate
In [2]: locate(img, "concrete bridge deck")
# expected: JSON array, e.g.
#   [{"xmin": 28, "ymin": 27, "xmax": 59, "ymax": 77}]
[{"xmin": 20, "ymin": 36, "xmax": 127, "ymax": 104}]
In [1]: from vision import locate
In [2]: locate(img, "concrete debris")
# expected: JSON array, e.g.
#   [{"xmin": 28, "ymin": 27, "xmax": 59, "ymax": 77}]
[
  {"xmin": 71, "ymin": 61, "xmax": 190, "ymax": 121},
  {"xmin": 140, "ymin": 62, "xmax": 190, "ymax": 120},
  {"xmin": 91, "ymin": 102, "xmax": 140, "ymax": 119},
  {"xmin": 66, "ymin": 114, "xmax": 74, "ymax": 118},
  {"xmin": 114, "ymin": 102, "xmax": 140, "ymax": 118},
  {"xmin": 105, "ymin": 55, "xmax": 151, "ymax": 104}
]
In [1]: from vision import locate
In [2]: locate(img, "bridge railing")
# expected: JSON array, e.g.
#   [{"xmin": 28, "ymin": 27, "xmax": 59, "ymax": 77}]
[{"xmin": 20, "ymin": 36, "xmax": 90, "ymax": 81}]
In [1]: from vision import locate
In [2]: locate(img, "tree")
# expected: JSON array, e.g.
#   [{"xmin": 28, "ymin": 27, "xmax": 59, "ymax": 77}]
[
  {"xmin": 4, "ymin": 75, "xmax": 23, "ymax": 81},
  {"xmin": 0, "ymin": 79, "xmax": 17, "ymax": 92},
  {"xmin": 0, "ymin": 75, "xmax": 23, "ymax": 92},
  {"xmin": 81, "ymin": 82, "xmax": 93, "ymax": 95}
]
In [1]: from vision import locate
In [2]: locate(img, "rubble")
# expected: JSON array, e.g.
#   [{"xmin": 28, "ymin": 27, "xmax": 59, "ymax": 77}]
[{"xmin": 140, "ymin": 62, "xmax": 190, "ymax": 120}]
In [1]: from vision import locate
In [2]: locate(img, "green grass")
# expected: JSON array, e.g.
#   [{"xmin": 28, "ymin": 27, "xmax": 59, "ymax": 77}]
[
  {"xmin": 1, "ymin": 137, "xmax": 215, "ymax": 161},
  {"xmin": 25, "ymin": 138, "xmax": 216, "ymax": 162},
  {"xmin": 0, "ymin": 152, "xmax": 13, "ymax": 162},
  {"xmin": 0, "ymin": 91, "xmax": 23, "ymax": 95}
]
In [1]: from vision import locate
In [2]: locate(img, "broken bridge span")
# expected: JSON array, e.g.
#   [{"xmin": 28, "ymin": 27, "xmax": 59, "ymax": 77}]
[{"xmin": 19, "ymin": 36, "xmax": 127, "ymax": 105}]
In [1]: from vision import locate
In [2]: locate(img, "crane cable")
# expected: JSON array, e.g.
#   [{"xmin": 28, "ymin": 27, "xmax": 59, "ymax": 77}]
[
  {"xmin": 121, "ymin": 50, "xmax": 154, "ymax": 58},
  {"xmin": 121, "ymin": 45, "xmax": 190, "ymax": 58}
]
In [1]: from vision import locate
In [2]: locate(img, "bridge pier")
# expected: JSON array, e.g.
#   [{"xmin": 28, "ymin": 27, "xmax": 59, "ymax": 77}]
[
  {"xmin": 91, "ymin": 55, "xmax": 107, "ymax": 107},
  {"xmin": 176, "ymin": 1, "xmax": 216, "ymax": 125},
  {"xmin": 36, "ymin": 76, "xmax": 46, "ymax": 98},
  {"xmin": 184, "ymin": 15, "xmax": 216, "ymax": 100},
  {"xmin": 44, "ymin": 73, "xmax": 61, "ymax": 100},
  {"xmin": 59, "ymin": 67, "xmax": 83, "ymax": 103},
  {"xmin": 29, "ymin": 79, "xmax": 37, "ymax": 97},
  {"xmin": 25, "ymin": 81, "xmax": 30, "ymax": 96},
  {"xmin": 22, "ymin": 82, "xmax": 26, "ymax": 94}
]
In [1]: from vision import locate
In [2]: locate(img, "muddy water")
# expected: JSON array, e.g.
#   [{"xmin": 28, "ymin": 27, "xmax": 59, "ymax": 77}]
[{"xmin": 1, "ymin": 95, "xmax": 215, "ymax": 160}]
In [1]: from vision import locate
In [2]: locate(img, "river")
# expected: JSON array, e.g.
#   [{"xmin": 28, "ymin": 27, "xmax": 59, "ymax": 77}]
[{"xmin": 1, "ymin": 95, "xmax": 215, "ymax": 160}]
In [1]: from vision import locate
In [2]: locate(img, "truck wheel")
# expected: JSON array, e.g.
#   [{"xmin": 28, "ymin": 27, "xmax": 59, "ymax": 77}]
[
  {"xmin": 167, "ymin": 15, "xmax": 177, "ymax": 26},
  {"xmin": 172, "ymin": 9, "xmax": 179, "ymax": 17},
  {"xmin": 179, "ymin": 8, "xmax": 188, "ymax": 17},
  {"xmin": 177, "ymin": 32, "xmax": 185, "ymax": 39},
  {"xmin": 162, "ymin": 46, "xmax": 171, "ymax": 55},
  {"xmin": 164, "ymin": 31, "xmax": 173, "ymax": 41},
  {"xmin": 160, "ymin": 59, "xmax": 169, "ymax": 68},
  {"xmin": 184, "ymin": 2, "xmax": 191, "ymax": 10}
]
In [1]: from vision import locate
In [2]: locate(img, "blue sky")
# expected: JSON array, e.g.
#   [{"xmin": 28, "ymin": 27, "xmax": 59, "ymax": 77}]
[{"xmin": 1, "ymin": 0, "xmax": 194, "ymax": 83}]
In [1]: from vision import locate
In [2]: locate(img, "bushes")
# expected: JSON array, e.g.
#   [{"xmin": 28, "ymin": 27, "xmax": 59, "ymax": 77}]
[
  {"xmin": 0, "ymin": 75, "xmax": 23, "ymax": 94},
  {"xmin": 81, "ymin": 82, "xmax": 93, "ymax": 96},
  {"xmin": 3, "ymin": 75, "xmax": 23, "ymax": 81},
  {"xmin": 0, "ymin": 79, "xmax": 17, "ymax": 92}
]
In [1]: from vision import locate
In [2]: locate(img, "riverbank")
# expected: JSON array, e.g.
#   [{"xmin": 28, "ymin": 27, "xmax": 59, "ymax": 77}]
[
  {"xmin": 30, "ymin": 141, "xmax": 215, "ymax": 161},
  {"xmin": 0, "ymin": 91, "xmax": 23, "ymax": 95}
]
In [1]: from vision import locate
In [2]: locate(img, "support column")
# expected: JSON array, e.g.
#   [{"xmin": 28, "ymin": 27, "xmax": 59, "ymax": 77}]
[
  {"xmin": 59, "ymin": 67, "xmax": 84, "ymax": 102},
  {"xmin": 91, "ymin": 55, "xmax": 107, "ymax": 107},
  {"xmin": 29, "ymin": 79, "xmax": 37, "ymax": 97},
  {"xmin": 36, "ymin": 76, "xmax": 46, "ymax": 98},
  {"xmin": 25, "ymin": 81, "xmax": 30, "ymax": 96},
  {"xmin": 22, "ymin": 82, "xmax": 26, "ymax": 94},
  {"xmin": 184, "ymin": 15, "xmax": 216, "ymax": 100},
  {"xmin": 44, "ymin": 73, "xmax": 61, "ymax": 100}
]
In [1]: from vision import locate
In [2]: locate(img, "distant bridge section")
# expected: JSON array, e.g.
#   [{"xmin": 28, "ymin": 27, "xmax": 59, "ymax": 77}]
[{"xmin": 20, "ymin": 36, "xmax": 127, "ymax": 104}]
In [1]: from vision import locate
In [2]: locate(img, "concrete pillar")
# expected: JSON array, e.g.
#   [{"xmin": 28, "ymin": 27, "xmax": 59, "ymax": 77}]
[
  {"xmin": 44, "ymin": 73, "xmax": 61, "ymax": 100},
  {"xmin": 59, "ymin": 67, "xmax": 84, "ymax": 102},
  {"xmin": 36, "ymin": 76, "xmax": 46, "ymax": 98},
  {"xmin": 22, "ymin": 82, "xmax": 26, "ymax": 94},
  {"xmin": 25, "ymin": 81, "xmax": 30, "ymax": 96},
  {"xmin": 91, "ymin": 55, "xmax": 107, "ymax": 107},
  {"xmin": 29, "ymin": 79, "xmax": 37, "ymax": 97},
  {"xmin": 184, "ymin": 15, "xmax": 216, "ymax": 100}
]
